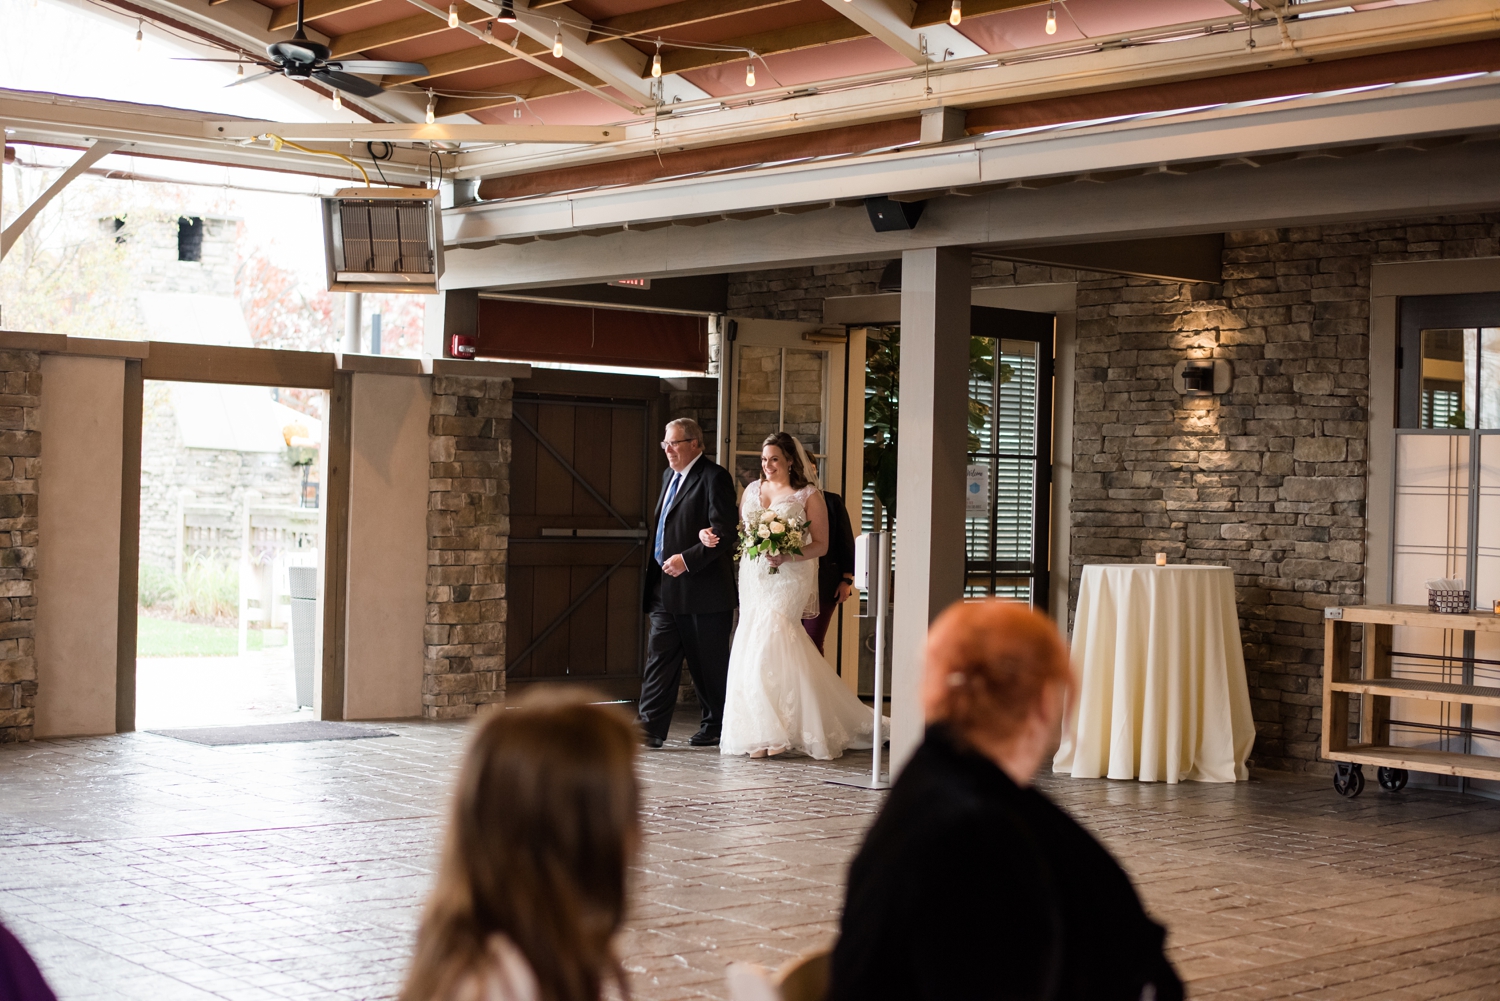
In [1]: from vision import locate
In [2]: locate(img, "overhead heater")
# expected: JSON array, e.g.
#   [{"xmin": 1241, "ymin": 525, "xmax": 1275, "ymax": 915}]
[{"xmin": 321, "ymin": 188, "xmax": 444, "ymax": 294}]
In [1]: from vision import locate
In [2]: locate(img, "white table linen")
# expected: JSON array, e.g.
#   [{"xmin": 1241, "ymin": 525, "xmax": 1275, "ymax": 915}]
[{"xmin": 1053, "ymin": 564, "xmax": 1255, "ymax": 783}]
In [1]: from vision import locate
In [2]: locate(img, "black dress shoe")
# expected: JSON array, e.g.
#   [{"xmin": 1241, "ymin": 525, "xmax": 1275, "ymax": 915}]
[
  {"xmin": 643, "ymin": 734, "xmax": 665, "ymax": 749},
  {"xmin": 688, "ymin": 730, "xmax": 720, "ymax": 747}
]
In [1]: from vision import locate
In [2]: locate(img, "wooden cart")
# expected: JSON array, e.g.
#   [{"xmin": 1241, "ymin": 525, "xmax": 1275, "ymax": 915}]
[{"xmin": 1322, "ymin": 603, "xmax": 1500, "ymax": 797}]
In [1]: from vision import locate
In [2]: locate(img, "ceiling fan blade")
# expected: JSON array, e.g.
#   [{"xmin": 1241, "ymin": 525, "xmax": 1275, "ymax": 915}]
[
  {"xmin": 225, "ymin": 70, "xmax": 278, "ymax": 88},
  {"xmin": 313, "ymin": 69, "xmax": 386, "ymax": 98},
  {"xmin": 327, "ymin": 60, "xmax": 429, "ymax": 76}
]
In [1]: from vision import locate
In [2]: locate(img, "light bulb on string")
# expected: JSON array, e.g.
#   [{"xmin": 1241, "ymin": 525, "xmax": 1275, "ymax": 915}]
[
  {"xmin": 948, "ymin": 0, "xmax": 960, "ymax": 25},
  {"xmin": 1045, "ymin": 5, "xmax": 1056, "ymax": 34},
  {"xmin": 135, "ymin": 20, "xmax": 143, "ymax": 52},
  {"xmin": 332, "ymin": 89, "xmax": 342, "ymax": 109},
  {"xmin": 745, "ymin": 62, "xmax": 755, "ymax": 87},
  {"xmin": 484, "ymin": 19, "xmax": 493, "ymax": 36},
  {"xmin": 553, "ymin": 31, "xmax": 564, "ymax": 57},
  {"xmin": 651, "ymin": 50, "xmax": 661, "ymax": 78},
  {"xmin": 236, "ymin": 62, "xmax": 244, "ymax": 77},
  {"xmin": 448, "ymin": 3, "xmax": 459, "ymax": 27},
  {"xmin": 426, "ymin": 91, "xmax": 436, "ymax": 124}
]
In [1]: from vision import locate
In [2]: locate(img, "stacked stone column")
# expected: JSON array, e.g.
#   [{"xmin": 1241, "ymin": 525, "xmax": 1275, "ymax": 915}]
[
  {"xmin": 425, "ymin": 374, "xmax": 512, "ymax": 718},
  {"xmin": 0, "ymin": 352, "xmax": 40, "ymax": 742}
]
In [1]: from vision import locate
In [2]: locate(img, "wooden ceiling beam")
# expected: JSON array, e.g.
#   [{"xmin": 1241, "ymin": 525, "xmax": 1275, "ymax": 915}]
[
  {"xmin": 658, "ymin": 16, "xmax": 865, "ymax": 74},
  {"xmin": 330, "ymin": 3, "xmax": 491, "ymax": 57},
  {"xmin": 435, "ymin": 72, "xmax": 589, "ymax": 115},
  {"xmin": 476, "ymin": 117, "xmax": 918, "ymax": 199},
  {"xmin": 588, "ymin": 0, "xmax": 802, "ymax": 43},
  {"xmin": 909, "ymin": 0, "xmax": 1044, "ymax": 28},
  {"xmin": 268, "ymin": 0, "xmax": 385, "ymax": 32},
  {"xmin": 385, "ymin": 36, "xmax": 548, "ymax": 84}
]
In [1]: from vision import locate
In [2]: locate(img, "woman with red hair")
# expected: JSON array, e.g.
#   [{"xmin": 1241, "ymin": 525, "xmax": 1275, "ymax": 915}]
[{"xmin": 827, "ymin": 600, "xmax": 1181, "ymax": 1001}]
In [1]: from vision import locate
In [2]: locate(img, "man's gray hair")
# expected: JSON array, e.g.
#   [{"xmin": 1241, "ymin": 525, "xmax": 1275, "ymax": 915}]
[{"xmin": 666, "ymin": 417, "xmax": 703, "ymax": 442}]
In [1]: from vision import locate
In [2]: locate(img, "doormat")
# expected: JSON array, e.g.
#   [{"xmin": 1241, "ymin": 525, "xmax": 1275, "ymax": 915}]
[{"xmin": 147, "ymin": 721, "xmax": 398, "ymax": 746}]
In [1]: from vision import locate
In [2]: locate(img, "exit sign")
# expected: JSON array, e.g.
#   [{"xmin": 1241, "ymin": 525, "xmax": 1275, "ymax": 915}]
[{"xmin": 608, "ymin": 277, "xmax": 652, "ymax": 289}]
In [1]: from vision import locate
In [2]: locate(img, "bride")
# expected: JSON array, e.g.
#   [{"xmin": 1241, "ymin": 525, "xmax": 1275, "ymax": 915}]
[{"xmin": 700, "ymin": 431, "xmax": 882, "ymax": 760}]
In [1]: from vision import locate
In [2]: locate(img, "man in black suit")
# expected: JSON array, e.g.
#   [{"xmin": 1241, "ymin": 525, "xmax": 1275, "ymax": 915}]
[{"xmin": 638, "ymin": 417, "xmax": 739, "ymax": 749}]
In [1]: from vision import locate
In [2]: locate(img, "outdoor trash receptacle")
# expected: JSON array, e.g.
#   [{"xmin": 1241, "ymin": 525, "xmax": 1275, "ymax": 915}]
[{"xmin": 288, "ymin": 566, "xmax": 317, "ymax": 709}]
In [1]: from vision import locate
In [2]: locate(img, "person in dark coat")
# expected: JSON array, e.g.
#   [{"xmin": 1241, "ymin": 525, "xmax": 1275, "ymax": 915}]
[
  {"xmin": 802, "ymin": 490, "xmax": 856, "ymax": 655},
  {"xmin": 827, "ymin": 601, "xmax": 1183, "ymax": 1001},
  {"xmin": 637, "ymin": 417, "xmax": 739, "ymax": 749},
  {"xmin": 0, "ymin": 921, "xmax": 57, "ymax": 1001}
]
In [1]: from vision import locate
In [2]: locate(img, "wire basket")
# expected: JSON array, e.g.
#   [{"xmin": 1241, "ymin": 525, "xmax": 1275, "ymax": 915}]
[{"xmin": 1428, "ymin": 589, "xmax": 1471, "ymax": 614}]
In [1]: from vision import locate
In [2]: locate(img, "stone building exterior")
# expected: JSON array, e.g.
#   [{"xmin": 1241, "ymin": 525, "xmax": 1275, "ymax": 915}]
[
  {"xmin": 723, "ymin": 212, "xmax": 1500, "ymax": 775},
  {"xmin": 0, "ymin": 352, "xmax": 40, "ymax": 743}
]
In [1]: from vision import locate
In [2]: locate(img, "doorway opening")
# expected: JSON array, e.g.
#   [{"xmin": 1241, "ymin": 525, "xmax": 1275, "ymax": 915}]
[{"xmin": 133, "ymin": 379, "xmax": 325, "ymax": 729}]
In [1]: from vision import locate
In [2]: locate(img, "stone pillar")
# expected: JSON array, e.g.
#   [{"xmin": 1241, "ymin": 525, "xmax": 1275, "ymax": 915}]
[
  {"xmin": 0, "ymin": 352, "xmax": 40, "ymax": 743},
  {"xmin": 890, "ymin": 247, "xmax": 971, "ymax": 774},
  {"xmin": 424, "ymin": 373, "xmax": 512, "ymax": 718}
]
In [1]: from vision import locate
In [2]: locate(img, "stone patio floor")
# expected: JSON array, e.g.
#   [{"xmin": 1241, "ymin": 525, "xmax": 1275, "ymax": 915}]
[{"xmin": 2, "ymin": 716, "xmax": 1499, "ymax": 1000}]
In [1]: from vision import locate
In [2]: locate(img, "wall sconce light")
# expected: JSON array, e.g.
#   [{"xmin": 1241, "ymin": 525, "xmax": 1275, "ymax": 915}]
[{"xmin": 1174, "ymin": 358, "xmax": 1231, "ymax": 396}]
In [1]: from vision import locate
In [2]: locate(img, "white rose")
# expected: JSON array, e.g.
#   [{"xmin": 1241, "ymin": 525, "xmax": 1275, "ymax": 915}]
[
  {"xmin": 769, "ymin": 520, "xmax": 785, "ymax": 534},
  {"xmin": 757, "ymin": 525, "xmax": 771, "ymax": 539},
  {"xmin": 760, "ymin": 510, "xmax": 775, "ymax": 524}
]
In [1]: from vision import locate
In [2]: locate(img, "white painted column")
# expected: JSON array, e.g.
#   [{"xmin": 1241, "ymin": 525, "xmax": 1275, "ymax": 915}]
[
  {"xmin": 35, "ymin": 355, "xmax": 124, "ymax": 737},
  {"xmin": 890, "ymin": 246, "xmax": 970, "ymax": 774},
  {"xmin": 342, "ymin": 369, "xmax": 431, "ymax": 719}
]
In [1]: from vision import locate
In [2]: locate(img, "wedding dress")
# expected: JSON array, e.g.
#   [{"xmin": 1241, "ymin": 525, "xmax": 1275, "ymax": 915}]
[{"xmin": 720, "ymin": 480, "xmax": 883, "ymax": 760}]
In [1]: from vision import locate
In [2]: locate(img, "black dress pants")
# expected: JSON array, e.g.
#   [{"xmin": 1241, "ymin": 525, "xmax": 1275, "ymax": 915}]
[{"xmin": 637, "ymin": 585, "xmax": 732, "ymax": 741}]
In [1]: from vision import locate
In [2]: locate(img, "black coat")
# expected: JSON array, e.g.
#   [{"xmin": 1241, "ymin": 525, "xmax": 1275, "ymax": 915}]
[
  {"xmin": 829, "ymin": 725, "xmax": 1183, "ymax": 1001},
  {"xmin": 642, "ymin": 456, "xmax": 739, "ymax": 615},
  {"xmin": 817, "ymin": 491, "xmax": 857, "ymax": 604}
]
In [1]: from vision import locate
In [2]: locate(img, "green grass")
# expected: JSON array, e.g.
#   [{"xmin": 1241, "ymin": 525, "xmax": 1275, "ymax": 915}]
[{"xmin": 135, "ymin": 616, "xmax": 286, "ymax": 657}]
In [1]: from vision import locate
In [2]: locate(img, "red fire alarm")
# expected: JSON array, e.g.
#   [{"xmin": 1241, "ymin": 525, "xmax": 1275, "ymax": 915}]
[{"xmin": 450, "ymin": 333, "xmax": 477, "ymax": 359}]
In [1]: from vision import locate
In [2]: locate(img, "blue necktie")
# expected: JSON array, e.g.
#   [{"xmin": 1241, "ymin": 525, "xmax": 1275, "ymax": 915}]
[{"xmin": 655, "ymin": 472, "xmax": 682, "ymax": 564}]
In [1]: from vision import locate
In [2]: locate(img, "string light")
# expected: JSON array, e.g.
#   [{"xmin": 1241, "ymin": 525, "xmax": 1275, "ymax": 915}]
[
  {"xmin": 426, "ymin": 90, "xmax": 436, "ymax": 124},
  {"xmin": 497, "ymin": 0, "xmax": 516, "ymax": 23},
  {"xmin": 948, "ymin": 0, "xmax": 961, "ymax": 25},
  {"xmin": 651, "ymin": 48, "xmax": 661, "ymax": 78},
  {"xmin": 332, "ymin": 89, "xmax": 341, "ymax": 109},
  {"xmin": 236, "ymin": 63, "xmax": 244, "ymax": 77},
  {"xmin": 484, "ymin": 19, "xmax": 493, "ymax": 36},
  {"xmin": 745, "ymin": 62, "xmax": 755, "ymax": 87},
  {"xmin": 448, "ymin": 3, "xmax": 459, "ymax": 27},
  {"xmin": 135, "ymin": 19, "xmax": 143, "ymax": 51},
  {"xmin": 1045, "ymin": 4, "xmax": 1056, "ymax": 34},
  {"xmin": 553, "ymin": 30, "xmax": 564, "ymax": 57}
]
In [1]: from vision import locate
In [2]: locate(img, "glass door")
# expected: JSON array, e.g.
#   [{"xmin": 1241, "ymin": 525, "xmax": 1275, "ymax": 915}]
[{"xmin": 965, "ymin": 308, "xmax": 1054, "ymax": 608}]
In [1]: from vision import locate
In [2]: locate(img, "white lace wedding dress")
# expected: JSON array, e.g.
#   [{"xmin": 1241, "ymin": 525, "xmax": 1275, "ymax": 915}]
[{"xmin": 720, "ymin": 481, "xmax": 883, "ymax": 760}]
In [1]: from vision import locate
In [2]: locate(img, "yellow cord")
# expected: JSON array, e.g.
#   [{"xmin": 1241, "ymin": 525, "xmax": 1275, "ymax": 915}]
[{"xmin": 261, "ymin": 133, "xmax": 371, "ymax": 186}]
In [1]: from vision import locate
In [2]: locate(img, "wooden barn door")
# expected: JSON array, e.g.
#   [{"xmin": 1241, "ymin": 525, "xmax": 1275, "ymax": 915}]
[{"xmin": 506, "ymin": 371, "xmax": 662, "ymax": 699}]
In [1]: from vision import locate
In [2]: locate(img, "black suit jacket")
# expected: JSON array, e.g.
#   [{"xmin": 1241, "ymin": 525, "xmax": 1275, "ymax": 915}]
[
  {"xmin": 643, "ymin": 456, "xmax": 739, "ymax": 615},
  {"xmin": 829, "ymin": 724, "xmax": 1183, "ymax": 1001},
  {"xmin": 817, "ymin": 491, "xmax": 857, "ymax": 604}
]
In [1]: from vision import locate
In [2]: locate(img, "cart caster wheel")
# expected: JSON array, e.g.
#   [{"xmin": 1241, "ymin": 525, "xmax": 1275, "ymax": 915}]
[
  {"xmin": 1333, "ymin": 763, "xmax": 1365, "ymax": 798},
  {"xmin": 1377, "ymin": 767, "xmax": 1408, "ymax": 792}
]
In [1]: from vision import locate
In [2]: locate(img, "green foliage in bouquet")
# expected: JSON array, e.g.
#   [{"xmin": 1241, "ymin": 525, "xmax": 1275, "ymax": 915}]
[{"xmin": 738, "ymin": 508, "xmax": 806, "ymax": 575}]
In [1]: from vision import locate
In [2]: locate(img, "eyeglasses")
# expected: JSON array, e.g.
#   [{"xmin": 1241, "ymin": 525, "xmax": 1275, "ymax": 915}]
[{"xmin": 661, "ymin": 438, "xmax": 698, "ymax": 450}]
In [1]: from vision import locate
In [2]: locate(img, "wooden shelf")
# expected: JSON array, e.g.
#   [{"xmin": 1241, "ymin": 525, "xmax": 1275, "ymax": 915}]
[
  {"xmin": 1325, "ymin": 603, "xmax": 1500, "ymax": 632},
  {"xmin": 1326, "ymin": 745, "xmax": 1500, "ymax": 782},
  {"xmin": 1330, "ymin": 677, "xmax": 1500, "ymax": 707}
]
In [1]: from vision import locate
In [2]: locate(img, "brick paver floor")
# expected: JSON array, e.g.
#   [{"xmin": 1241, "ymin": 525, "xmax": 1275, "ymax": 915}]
[{"xmin": 2, "ymin": 717, "xmax": 1499, "ymax": 1000}]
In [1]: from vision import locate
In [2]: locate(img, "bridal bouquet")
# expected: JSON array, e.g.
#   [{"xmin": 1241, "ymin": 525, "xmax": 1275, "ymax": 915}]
[{"xmin": 739, "ymin": 509, "xmax": 805, "ymax": 575}]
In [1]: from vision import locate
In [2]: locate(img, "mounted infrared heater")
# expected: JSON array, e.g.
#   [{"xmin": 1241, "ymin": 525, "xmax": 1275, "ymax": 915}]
[{"xmin": 321, "ymin": 188, "xmax": 444, "ymax": 294}]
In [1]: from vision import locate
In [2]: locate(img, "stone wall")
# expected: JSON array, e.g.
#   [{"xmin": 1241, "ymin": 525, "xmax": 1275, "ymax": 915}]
[
  {"xmin": 138, "ymin": 382, "xmax": 308, "ymax": 574},
  {"xmin": 425, "ymin": 374, "xmax": 513, "ymax": 718},
  {"xmin": 0, "ymin": 353, "xmax": 40, "ymax": 743},
  {"xmin": 726, "ymin": 214, "xmax": 1500, "ymax": 773}
]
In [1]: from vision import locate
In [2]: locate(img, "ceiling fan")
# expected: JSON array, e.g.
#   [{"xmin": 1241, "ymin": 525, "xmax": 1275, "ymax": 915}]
[{"xmin": 182, "ymin": 0, "xmax": 428, "ymax": 98}]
